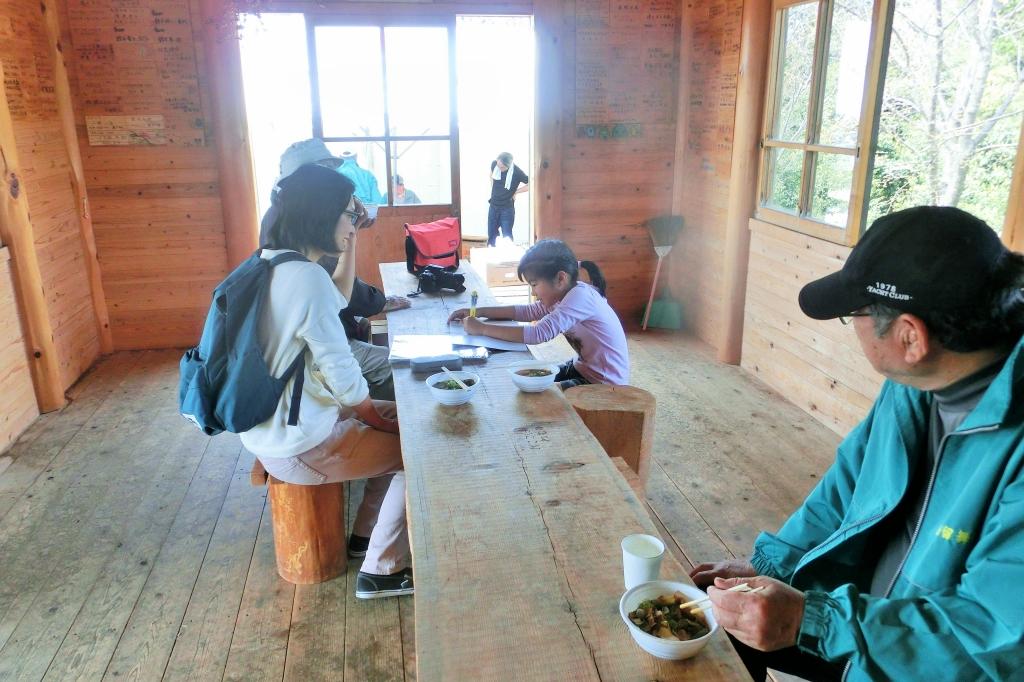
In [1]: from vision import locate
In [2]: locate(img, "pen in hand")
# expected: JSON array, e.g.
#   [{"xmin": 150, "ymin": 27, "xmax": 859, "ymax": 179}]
[{"xmin": 470, "ymin": 290, "xmax": 478, "ymax": 318}]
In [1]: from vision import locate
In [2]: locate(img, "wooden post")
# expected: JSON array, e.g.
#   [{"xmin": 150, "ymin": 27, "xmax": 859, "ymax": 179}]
[
  {"xmin": 716, "ymin": 0, "xmax": 772, "ymax": 364},
  {"xmin": 565, "ymin": 384, "xmax": 656, "ymax": 489},
  {"xmin": 533, "ymin": 0, "xmax": 563, "ymax": 240},
  {"xmin": 670, "ymin": 1, "xmax": 694, "ymax": 219},
  {"xmin": 200, "ymin": 0, "xmax": 259, "ymax": 271},
  {"xmin": 1003, "ymin": 119, "xmax": 1024, "ymax": 252},
  {"xmin": 39, "ymin": 0, "xmax": 113, "ymax": 354},
  {"xmin": 267, "ymin": 478, "xmax": 347, "ymax": 584},
  {"xmin": 0, "ymin": 62, "xmax": 66, "ymax": 412}
]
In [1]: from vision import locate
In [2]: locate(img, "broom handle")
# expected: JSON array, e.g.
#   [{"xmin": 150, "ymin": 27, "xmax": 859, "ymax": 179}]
[{"xmin": 642, "ymin": 254, "xmax": 664, "ymax": 331}]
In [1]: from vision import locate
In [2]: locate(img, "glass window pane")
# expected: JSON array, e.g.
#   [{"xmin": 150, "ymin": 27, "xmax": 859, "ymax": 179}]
[
  {"xmin": 868, "ymin": 0, "xmax": 1024, "ymax": 233},
  {"xmin": 818, "ymin": 0, "xmax": 871, "ymax": 146},
  {"xmin": 391, "ymin": 141, "xmax": 451, "ymax": 205},
  {"xmin": 384, "ymin": 27, "xmax": 450, "ymax": 137},
  {"xmin": 316, "ymin": 26, "xmax": 385, "ymax": 137},
  {"xmin": 765, "ymin": 146, "xmax": 804, "ymax": 213},
  {"xmin": 810, "ymin": 153, "xmax": 855, "ymax": 226},
  {"xmin": 238, "ymin": 13, "xmax": 312, "ymax": 219},
  {"xmin": 772, "ymin": 2, "xmax": 819, "ymax": 142},
  {"xmin": 325, "ymin": 141, "xmax": 388, "ymax": 205}
]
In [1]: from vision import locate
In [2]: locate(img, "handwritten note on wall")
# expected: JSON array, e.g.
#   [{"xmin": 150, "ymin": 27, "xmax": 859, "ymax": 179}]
[
  {"xmin": 687, "ymin": 1, "xmax": 743, "ymax": 163},
  {"xmin": 67, "ymin": 0, "xmax": 205, "ymax": 146},
  {"xmin": 574, "ymin": 0, "xmax": 680, "ymax": 136},
  {"xmin": 86, "ymin": 114, "xmax": 167, "ymax": 145},
  {"xmin": 0, "ymin": 9, "xmax": 60, "ymax": 121}
]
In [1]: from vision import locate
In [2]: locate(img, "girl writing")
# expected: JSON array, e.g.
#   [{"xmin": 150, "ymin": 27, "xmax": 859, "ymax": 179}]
[{"xmin": 449, "ymin": 239, "xmax": 629, "ymax": 389}]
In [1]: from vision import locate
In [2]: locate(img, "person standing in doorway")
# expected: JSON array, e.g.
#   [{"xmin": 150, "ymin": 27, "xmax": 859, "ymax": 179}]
[{"xmin": 487, "ymin": 152, "xmax": 528, "ymax": 246}]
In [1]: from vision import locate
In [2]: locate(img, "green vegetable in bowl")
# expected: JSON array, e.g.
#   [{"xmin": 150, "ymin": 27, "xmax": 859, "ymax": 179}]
[
  {"xmin": 516, "ymin": 369, "xmax": 552, "ymax": 377},
  {"xmin": 433, "ymin": 378, "xmax": 475, "ymax": 390},
  {"xmin": 628, "ymin": 593, "xmax": 710, "ymax": 641}
]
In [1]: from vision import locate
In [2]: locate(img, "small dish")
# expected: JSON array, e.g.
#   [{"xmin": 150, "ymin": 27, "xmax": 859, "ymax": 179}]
[
  {"xmin": 619, "ymin": 580, "xmax": 719, "ymax": 660},
  {"xmin": 508, "ymin": 364, "xmax": 560, "ymax": 392},
  {"xmin": 426, "ymin": 371, "xmax": 480, "ymax": 406}
]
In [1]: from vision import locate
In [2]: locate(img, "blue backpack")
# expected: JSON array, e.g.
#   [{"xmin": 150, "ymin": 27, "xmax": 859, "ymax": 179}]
[{"xmin": 179, "ymin": 250, "xmax": 308, "ymax": 435}]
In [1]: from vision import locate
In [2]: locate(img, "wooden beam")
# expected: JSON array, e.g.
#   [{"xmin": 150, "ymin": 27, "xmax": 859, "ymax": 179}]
[
  {"xmin": 670, "ymin": 1, "xmax": 694, "ymax": 218},
  {"xmin": 533, "ymin": 0, "xmax": 563, "ymax": 240},
  {"xmin": 200, "ymin": 0, "xmax": 259, "ymax": 270},
  {"xmin": 717, "ymin": 0, "xmax": 773, "ymax": 364},
  {"xmin": 39, "ymin": 0, "xmax": 113, "ymax": 354},
  {"xmin": 1003, "ymin": 118, "xmax": 1024, "ymax": 251},
  {"xmin": 0, "ymin": 62, "xmax": 66, "ymax": 412}
]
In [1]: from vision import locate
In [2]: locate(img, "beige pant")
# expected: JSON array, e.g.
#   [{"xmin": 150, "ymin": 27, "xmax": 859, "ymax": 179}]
[{"xmin": 258, "ymin": 401, "xmax": 407, "ymax": 575}]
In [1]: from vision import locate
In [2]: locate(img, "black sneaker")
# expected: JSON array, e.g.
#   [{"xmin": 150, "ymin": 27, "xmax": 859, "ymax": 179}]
[
  {"xmin": 347, "ymin": 534, "xmax": 370, "ymax": 558},
  {"xmin": 355, "ymin": 568, "xmax": 414, "ymax": 599}
]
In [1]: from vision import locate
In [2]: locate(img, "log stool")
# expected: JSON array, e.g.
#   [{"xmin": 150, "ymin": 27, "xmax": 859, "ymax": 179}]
[
  {"xmin": 565, "ymin": 385, "xmax": 656, "ymax": 489},
  {"xmin": 250, "ymin": 459, "xmax": 347, "ymax": 584}
]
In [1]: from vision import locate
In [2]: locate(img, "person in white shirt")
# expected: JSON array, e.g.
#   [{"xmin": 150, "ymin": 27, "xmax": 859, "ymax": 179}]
[{"xmin": 242, "ymin": 163, "xmax": 412, "ymax": 599}]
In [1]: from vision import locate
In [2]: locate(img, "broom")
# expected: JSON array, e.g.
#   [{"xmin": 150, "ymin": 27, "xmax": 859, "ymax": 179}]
[{"xmin": 641, "ymin": 215, "xmax": 683, "ymax": 330}]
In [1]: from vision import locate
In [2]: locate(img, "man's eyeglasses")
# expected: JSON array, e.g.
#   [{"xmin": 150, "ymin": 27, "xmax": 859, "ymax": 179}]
[
  {"xmin": 839, "ymin": 310, "xmax": 873, "ymax": 325},
  {"xmin": 342, "ymin": 209, "xmax": 361, "ymax": 223}
]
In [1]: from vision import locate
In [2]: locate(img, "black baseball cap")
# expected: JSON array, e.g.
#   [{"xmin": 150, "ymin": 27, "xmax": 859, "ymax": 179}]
[{"xmin": 798, "ymin": 206, "xmax": 1008, "ymax": 320}]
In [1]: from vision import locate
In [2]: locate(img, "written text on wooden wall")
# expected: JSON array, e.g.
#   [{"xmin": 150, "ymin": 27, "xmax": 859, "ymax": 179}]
[
  {"xmin": 66, "ymin": 0, "xmax": 204, "ymax": 146},
  {"xmin": 574, "ymin": 0, "xmax": 679, "ymax": 138}
]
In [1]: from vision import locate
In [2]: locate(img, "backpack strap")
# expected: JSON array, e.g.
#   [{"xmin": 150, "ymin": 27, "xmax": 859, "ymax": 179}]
[
  {"xmin": 268, "ymin": 250, "xmax": 310, "ymax": 426},
  {"xmin": 283, "ymin": 350, "xmax": 305, "ymax": 426},
  {"xmin": 268, "ymin": 251, "xmax": 310, "ymax": 267}
]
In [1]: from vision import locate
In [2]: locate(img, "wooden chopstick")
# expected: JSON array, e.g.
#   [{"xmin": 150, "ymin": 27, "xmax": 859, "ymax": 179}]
[
  {"xmin": 677, "ymin": 582, "xmax": 754, "ymax": 609},
  {"xmin": 688, "ymin": 585, "xmax": 765, "ymax": 615}
]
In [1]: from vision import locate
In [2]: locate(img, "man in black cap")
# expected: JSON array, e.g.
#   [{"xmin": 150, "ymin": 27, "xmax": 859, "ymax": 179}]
[
  {"xmin": 689, "ymin": 206, "xmax": 1024, "ymax": 681},
  {"xmin": 260, "ymin": 139, "xmax": 409, "ymax": 401}
]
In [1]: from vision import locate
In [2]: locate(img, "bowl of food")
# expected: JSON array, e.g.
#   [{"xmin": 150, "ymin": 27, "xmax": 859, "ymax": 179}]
[
  {"xmin": 426, "ymin": 371, "xmax": 480, "ymax": 406},
  {"xmin": 619, "ymin": 581, "xmax": 718, "ymax": 660},
  {"xmin": 508, "ymin": 364, "xmax": 559, "ymax": 393}
]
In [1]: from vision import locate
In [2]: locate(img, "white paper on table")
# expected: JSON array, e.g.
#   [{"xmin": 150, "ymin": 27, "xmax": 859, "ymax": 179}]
[
  {"xmin": 447, "ymin": 320, "xmax": 530, "ymax": 351},
  {"xmin": 447, "ymin": 333, "xmax": 529, "ymax": 352}
]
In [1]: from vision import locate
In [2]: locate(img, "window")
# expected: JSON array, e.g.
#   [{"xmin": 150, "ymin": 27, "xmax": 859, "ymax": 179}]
[
  {"xmin": 758, "ymin": 0, "xmax": 1024, "ymax": 244},
  {"xmin": 759, "ymin": 0, "xmax": 874, "ymax": 243},
  {"xmin": 310, "ymin": 21, "xmax": 456, "ymax": 206}
]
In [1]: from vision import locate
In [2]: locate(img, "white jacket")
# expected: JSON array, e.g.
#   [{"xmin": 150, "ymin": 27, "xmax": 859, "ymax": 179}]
[{"xmin": 240, "ymin": 249, "xmax": 369, "ymax": 458}]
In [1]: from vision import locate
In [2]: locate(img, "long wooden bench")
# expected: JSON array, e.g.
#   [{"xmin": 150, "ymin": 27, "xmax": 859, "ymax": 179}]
[{"xmin": 250, "ymin": 458, "xmax": 347, "ymax": 584}]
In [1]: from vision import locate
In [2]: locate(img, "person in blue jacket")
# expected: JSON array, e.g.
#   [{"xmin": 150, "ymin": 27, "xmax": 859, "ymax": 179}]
[{"xmin": 691, "ymin": 206, "xmax": 1024, "ymax": 681}]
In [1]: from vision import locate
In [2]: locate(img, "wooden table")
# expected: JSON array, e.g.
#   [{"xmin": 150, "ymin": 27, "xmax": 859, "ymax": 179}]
[{"xmin": 380, "ymin": 262, "xmax": 746, "ymax": 681}]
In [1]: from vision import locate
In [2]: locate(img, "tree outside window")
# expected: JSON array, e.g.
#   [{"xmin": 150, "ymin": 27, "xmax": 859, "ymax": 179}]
[{"xmin": 759, "ymin": 0, "xmax": 1023, "ymax": 243}]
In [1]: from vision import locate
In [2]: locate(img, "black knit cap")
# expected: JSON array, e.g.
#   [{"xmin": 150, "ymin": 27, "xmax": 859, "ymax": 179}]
[{"xmin": 798, "ymin": 206, "xmax": 1008, "ymax": 320}]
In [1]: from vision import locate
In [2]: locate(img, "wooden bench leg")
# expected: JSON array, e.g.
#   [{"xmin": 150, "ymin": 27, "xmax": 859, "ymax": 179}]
[
  {"xmin": 251, "ymin": 458, "xmax": 348, "ymax": 584},
  {"xmin": 565, "ymin": 385, "xmax": 656, "ymax": 489}
]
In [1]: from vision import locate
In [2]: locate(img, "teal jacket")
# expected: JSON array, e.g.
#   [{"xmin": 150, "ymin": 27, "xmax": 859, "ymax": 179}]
[{"xmin": 752, "ymin": 336, "xmax": 1024, "ymax": 680}]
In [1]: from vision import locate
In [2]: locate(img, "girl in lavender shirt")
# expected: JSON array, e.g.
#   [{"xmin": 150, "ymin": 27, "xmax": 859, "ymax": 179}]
[{"xmin": 448, "ymin": 239, "xmax": 629, "ymax": 389}]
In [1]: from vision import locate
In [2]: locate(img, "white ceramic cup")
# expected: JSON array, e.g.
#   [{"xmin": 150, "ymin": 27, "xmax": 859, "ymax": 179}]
[{"xmin": 621, "ymin": 534, "xmax": 666, "ymax": 589}]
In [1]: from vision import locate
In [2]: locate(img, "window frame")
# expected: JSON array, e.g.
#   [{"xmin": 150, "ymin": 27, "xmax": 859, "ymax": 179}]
[
  {"xmin": 755, "ymin": 0, "xmax": 894, "ymax": 245},
  {"xmin": 305, "ymin": 14, "xmax": 461, "ymax": 211}
]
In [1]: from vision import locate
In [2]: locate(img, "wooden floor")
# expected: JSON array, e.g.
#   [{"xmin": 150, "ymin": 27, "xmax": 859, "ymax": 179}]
[{"xmin": 0, "ymin": 332, "xmax": 840, "ymax": 681}]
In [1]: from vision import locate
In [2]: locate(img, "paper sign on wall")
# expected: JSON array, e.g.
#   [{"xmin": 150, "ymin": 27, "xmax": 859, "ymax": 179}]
[{"xmin": 86, "ymin": 115, "xmax": 168, "ymax": 146}]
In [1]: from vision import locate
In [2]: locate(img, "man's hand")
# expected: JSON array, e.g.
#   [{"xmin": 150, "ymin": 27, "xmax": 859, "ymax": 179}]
[
  {"xmin": 353, "ymin": 198, "xmax": 376, "ymax": 231},
  {"xmin": 463, "ymin": 316, "xmax": 484, "ymax": 335},
  {"xmin": 708, "ymin": 576, "xmax": 805, "ymax": 652},
  {"xmin": 383, "ymin": 295, "xmax": 411, "ymax": 313},
  {"xmin": 448, "ymin": 308, "xmax": 470, "ymax": 323},
  {"xmin": 689, "ymin": 558, "xmax": 757, "ymax": 588}
]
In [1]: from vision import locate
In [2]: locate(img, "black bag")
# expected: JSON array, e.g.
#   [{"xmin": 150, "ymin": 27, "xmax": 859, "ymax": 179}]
[{"xmin": 415, "ymin": 264, "xmax": 466, "ymax": 295}]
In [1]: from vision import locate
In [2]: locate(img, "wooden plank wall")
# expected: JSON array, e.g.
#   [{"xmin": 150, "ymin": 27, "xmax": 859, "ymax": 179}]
[
  {"xmin": 556, "ymin": 1, "xmax": 679, "ymax": 324},
  {"xmin": 741, "ymin": 219, "xmax": 882, "ymax": 435},
  {"xmin": 59, "ymin": 0, "xmax": 226, "ymax": 350},
  {"xmin": 668, "ymin": 0, "xmax": 743, "ymax": 348},
  {"xmin": 0, "ymin": 248, "xmax": 39, "ymax": 452},
  {"xmin": 0, "ymin": 0, "xmax": 101, "ymax": 388}
]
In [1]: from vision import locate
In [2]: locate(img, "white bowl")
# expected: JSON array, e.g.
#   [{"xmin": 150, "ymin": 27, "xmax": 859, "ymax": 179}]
[
  {"xmin": 426, "ymin": 371, "xmax": 480, "ymax": 406},
  {"xmin": 508, "ymin": 364, "xmax": 560, "ymax": 392},
  {"xmin": 619, "ymin": 580, "xmax": 718, "ymax": 660}
]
